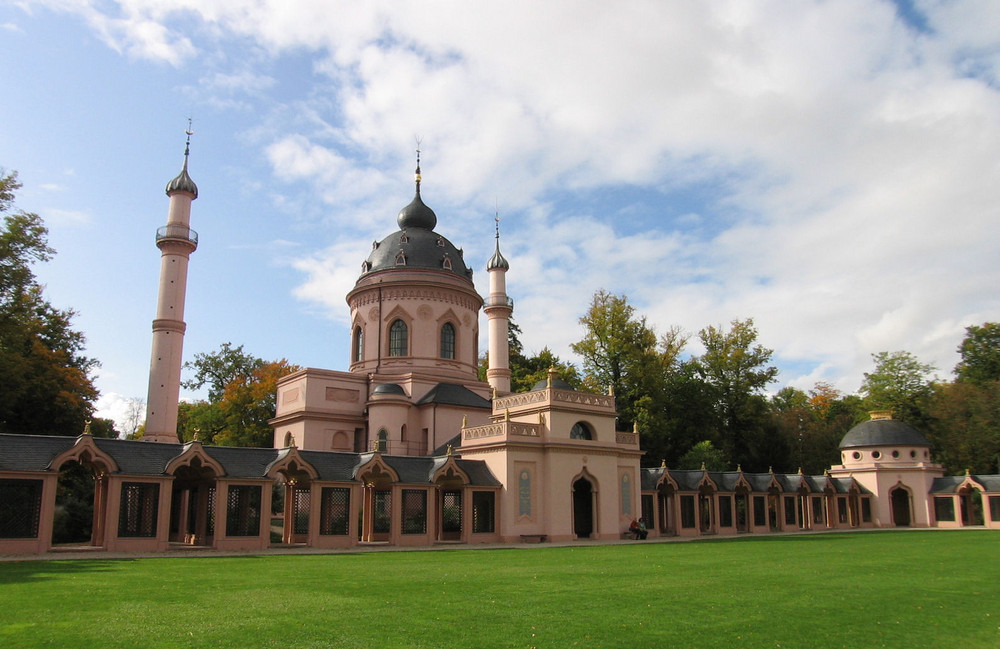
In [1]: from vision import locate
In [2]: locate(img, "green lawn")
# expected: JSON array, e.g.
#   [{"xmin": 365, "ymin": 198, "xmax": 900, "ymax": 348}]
[{"xmin": 0, "ymin": 530, "xmax": 997, "ymax": 648}]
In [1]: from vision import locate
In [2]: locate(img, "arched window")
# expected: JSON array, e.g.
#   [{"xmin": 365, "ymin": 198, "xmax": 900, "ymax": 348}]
[
  {"xmin": 570, "ymin": 422, "xmax": 593, "ymax": 440},
  {"xmin": 440, "ymin": 322, "xmax": 456, "ymax": 359},
  {"xmin": 389, "ymin": 319, "xmax": 408, "ymax": 356},
  {"xmin": 352, "ymin": 326, "xmax": 364, "ymax": 363}
]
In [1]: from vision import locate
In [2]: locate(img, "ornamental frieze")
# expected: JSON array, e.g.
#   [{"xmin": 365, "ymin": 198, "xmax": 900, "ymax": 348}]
[{"xmin": 350, "ymin": 287, "xmax": 481, "ymax": 313}]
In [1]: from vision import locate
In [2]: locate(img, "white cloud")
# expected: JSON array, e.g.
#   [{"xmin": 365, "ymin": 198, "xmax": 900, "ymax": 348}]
[{"xmin": 26, "ymin": 0, "xmax": 1000, "ymax": 394}]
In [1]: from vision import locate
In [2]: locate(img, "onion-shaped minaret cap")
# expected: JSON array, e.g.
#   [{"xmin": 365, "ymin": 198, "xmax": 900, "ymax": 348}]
[
  {"xmin": 165, "ymin": 128, "xmax": 199, "ymax": 198},
  {"xmin": 486, "ymin": 215, "xmax": 509, "ymax": 270}
]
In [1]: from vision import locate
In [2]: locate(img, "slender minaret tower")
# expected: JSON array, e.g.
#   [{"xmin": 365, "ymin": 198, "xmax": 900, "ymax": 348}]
[
  {"xmin": 485, "ymin": 215, "xmax": 512, "ymax": 394},
  {"xmin": 144, "ymin": 126, "xmax": 199, "ymax": 443}
]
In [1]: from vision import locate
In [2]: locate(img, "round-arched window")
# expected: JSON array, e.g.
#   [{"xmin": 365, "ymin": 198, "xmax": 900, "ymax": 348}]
[
  {"xmin": 570, "ymin": 422, "xmax": 593, "ymax": 440},
  {"xmin": 852, "ymin": 451, "xmax": 862, "ymax": 460},
  {"xmin": 872, "ymin": 450, "xmax": 881, "ymax": 459},
  {"xmin": 389, "ymin": 319, "xmax": 408, "ymax": 356}
]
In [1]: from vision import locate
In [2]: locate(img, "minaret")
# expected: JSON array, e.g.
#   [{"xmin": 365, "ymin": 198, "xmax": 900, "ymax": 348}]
[
  {"xmin": 485, "ymin": 215, "xmax": 512, "ymax": 394},
  {"xmin": 144, "ymin": 126, "xmax": 199, "ymax": 443}
]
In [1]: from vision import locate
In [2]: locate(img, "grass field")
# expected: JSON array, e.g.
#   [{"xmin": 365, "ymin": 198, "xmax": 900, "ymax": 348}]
[{"xmin": 0, "ymin": 530, "xmax": 997, "ymax": 648}]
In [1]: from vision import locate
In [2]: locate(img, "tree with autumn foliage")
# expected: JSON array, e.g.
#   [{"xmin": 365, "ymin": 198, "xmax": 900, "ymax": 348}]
[
  {"xmin": 0, "ymin": 170, "xmax": 99, "ymax": 436},
  {"xmin": 176, "ymin": 343, "xmax": 299, "ymax": 447}
]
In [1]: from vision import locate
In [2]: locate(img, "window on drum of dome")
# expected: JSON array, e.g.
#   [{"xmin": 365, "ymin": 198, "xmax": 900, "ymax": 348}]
[
  {"xmin": 353, "ymin": 326, "xmax": 364, "ymax": 363},
  {"xmin": 441, "ymin": 323, "xmax": 456, "ymax": 359},
  {"xmin": 389, "ymin": 320, "xmax": 408, "ymax": 356}
]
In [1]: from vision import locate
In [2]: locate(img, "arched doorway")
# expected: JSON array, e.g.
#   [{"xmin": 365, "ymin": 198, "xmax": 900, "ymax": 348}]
[
  {"xmin": 657, "ymin": 484, "xmax": 676, "ymax": 535},
  {"xmin": 573, "ymin": 478, "xmax": 594, "ymax": 539},
  {"xmin": 890, "ymin": 487, "xmax": 911, "ymax": 526},
  {"xmin": 170, "ymin": 458, "xmax": 218, "ymax": 546}
]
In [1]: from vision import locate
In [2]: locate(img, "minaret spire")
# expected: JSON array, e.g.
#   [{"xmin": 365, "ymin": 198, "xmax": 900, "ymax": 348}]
[
  {"xmin": 144, "ymin": 124, "xmax": 200, "ymax": 443},
  {"xmin": 485, "ymin": 207, "xmax": 512, "ymax": 394},
  {"xmin": 414, "ymin": 141, "xmax": 422, "ymax": 196}
]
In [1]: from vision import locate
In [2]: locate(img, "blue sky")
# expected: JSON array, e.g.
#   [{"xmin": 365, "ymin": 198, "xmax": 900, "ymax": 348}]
[{"xmin": 2, "ymin": 1, "xmax": 999, "ymax": 429}]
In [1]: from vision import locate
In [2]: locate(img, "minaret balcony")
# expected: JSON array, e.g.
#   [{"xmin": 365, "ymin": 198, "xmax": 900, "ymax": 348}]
[
  {"xmin": 483, "ymin": 295, "xmax": 514, "ymax": 309},
  {"xmin": 156, "ymin": 225, "xmax": 199, "ymax": 248}
]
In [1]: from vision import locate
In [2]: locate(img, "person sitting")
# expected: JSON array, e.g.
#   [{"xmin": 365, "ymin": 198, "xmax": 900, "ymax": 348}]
[
  {"xmin": 637, "ymin": 517, "xmax": 648, "ymax": 540},
  {"xmin": 628, "ymin": 519, "xmax": 641, "ymax": 539}
]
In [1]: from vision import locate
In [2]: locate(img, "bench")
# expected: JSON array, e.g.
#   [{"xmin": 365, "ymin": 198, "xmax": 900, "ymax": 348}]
[{"xmin": 519, "ymin": 534, "xmax": 547, "ymax": 543}]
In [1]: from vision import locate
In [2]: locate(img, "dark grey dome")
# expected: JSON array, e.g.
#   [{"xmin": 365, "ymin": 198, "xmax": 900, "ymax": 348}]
[
  {"xmin": 372, "ymin": 383, "xmax": 406, "ymax": 396},
  {"xmin": 361, "ymin": 225, "xmax": 470, "ymax": 279},
  {"xmin": 531, "ymin": 376, "xmax": 575, "ymax": 391},
  {"xmin": 839, "ymin": 419, "xmax": 929, "ymax": 449},
  {"xmin": 397, "ymin": 192, "xmax": 437, "ymax": 230}
]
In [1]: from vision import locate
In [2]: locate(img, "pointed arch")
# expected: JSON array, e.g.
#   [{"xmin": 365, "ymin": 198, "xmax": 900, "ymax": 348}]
[
  {"xmin": 266, "ymin": 447, "xmax": 319, "ymax": 482},
  {"xmin": 166, "ymin": 441, "xmax": 226, "ymax": 477},
  {"xmin": 356, "ymin": 455, "xmax": 400, "ymax": 487},
  {"xmin": 432, "ymin": 457, "xmax": 471, "ymax": 487},
  {"xmin": 50, "ymin": 436, "xmax": 118, "ymax": 474}
]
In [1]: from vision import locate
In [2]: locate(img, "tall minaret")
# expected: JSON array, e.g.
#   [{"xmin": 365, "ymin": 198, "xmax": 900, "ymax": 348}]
[
  {"xmin": 144, "ymin": 126, "xmax": 199, "ymax": 443},
  {"xmin": 485, "ymin": 215, "xmax": 512, "ymax": 394}
]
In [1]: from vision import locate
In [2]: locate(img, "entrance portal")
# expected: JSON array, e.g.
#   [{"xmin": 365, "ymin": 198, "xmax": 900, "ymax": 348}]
[
  {"xmin": 890, "ymin": 487, "xmax": 911, "ymax": 526},
  {"xmin": 573, "ymin": 478, "xmax": 593, "ymax": 539}
]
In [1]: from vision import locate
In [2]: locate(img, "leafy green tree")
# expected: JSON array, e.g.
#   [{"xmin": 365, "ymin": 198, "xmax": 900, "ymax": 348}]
[
  {"xmin": 860, "ymin": 351, "xmax": 935, "ymax": 425},
  {"xmin": 571, "ymin": 290, "xmax": 662, "ymax": 432},
  {"xmin": 183, "ymin": 342, "xmax": 265, "ymax": 402},
  {"xmin": 954, "ymin": 323, "xmax": 1000, "ymax": 386},
  {"xmin": 689, "ymin": 318, "xmax": 780, "ymax": 471},
  {"xmin": 0, "ymin": 170, "xmax": 99, "ymax": 436},
  {"xmin": 770, "ymin": 384, "xmax": 859, "ymax": 474},
  {"xmin": 677, "ymin": 440, "xmax": 729, "ymax": 471},
  {"xmin": 928, "ymin": 380, "xmax": 1000, "ymax": 475},
  {"xmin": 510, "ymin": 347, "xmax": 581, "ymax": 393}
]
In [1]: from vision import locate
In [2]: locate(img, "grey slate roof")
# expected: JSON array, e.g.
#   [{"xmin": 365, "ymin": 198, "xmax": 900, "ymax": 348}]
[
  {"xmin": 0, "ymin": 433, "xmax": 501, "ymax": 487},
  {"xmin": 930, "ymin": 475, "xmax": 1000, "ymax": 493},
  {"xmin": 92, "ymin": 438, "xmax": 180, "ymax": 474},
  {"xmin": 0, "ymin": 434, "xmax": 74, "ymax": 471},
  {"xmin": 416, "ymin": 383, "xmax": 491, "ymax": 409},
  {"xmin": 840, "ymin": 419, "xmax": 929, "ymax": 449}
]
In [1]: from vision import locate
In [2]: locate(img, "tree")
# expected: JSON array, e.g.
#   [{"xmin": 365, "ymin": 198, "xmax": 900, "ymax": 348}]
[
  {"xmin": 119, "ymin": 397, "xmax": 146, "ymax": 440},
  {"xmin": 183, "ymin": 342, "xmax": 264, "ymax": 402},
  {"xmin": 860, "ymin": 351, "xmax": 935, "ymax": 424},
  {"xmin": 689, "ymin": 318, "xmax": 779, "ymax": 471},
  {"xmin": 571, "ymin": 290, "xmax": 662, "ymax": 431},
  {"xmin": 677, "ymin": 440, "xmax": 728, "ymax": 471},
  {"xmin": 510, "ymin": 347, "xmax": 581, "ymax": 393},
  {"xmin": 215, "ymin": 359, "xmax": 299, "ymax": 447},
  {"xmin": 178, "ymin": 343, "xmax": 299, "ymax": 447},
  {"xmin": 928, "ymin": 380, "xmax": 1000, "ymax": 475},
  {"xmin": 955, "ymin": 323, "xmax": 1000, "ymax": 386},
  {"xmin": 0, "ymin": 170, "xmax": 99, "ymax": 436}
]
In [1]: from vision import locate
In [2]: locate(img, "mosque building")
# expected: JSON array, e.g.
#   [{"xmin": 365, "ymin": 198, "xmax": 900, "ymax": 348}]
[{"xmin": 0, "ymin": 144, "xmax": 999, "ymax": 555}]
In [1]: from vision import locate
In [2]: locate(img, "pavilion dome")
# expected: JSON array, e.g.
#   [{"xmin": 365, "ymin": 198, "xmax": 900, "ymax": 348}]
[{"xmin": 839, "ymin": 415, "xmax": 929, "ymax": 449}]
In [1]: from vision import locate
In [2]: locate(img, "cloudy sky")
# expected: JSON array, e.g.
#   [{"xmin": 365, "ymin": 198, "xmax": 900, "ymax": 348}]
[{"xmin": 2, "ymin": 0, "xmax": 999, "ymax": 429}]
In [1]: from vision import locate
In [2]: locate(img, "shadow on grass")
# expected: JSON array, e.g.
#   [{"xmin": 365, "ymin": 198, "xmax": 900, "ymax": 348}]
[{"xmin": 0, "ymin": 559, "xmax": 129, "ymax": 585}]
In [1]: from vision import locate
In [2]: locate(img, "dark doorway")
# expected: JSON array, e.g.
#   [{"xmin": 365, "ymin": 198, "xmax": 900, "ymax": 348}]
[
  {"xmin": 891, "ymin": 488, "xmax": 911, "ymax": 526},
  {"xmin": 573, "ymin": 478, "xmax": 593, "ymax": 539}
]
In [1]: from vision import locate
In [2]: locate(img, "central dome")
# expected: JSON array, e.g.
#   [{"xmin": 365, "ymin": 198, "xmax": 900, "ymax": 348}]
[{"xmin": 358, "ymin": 183, "xmax": 471, "ymax": 281}]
